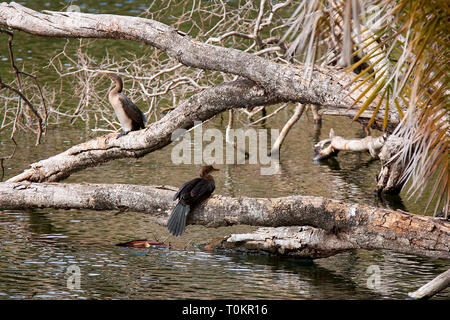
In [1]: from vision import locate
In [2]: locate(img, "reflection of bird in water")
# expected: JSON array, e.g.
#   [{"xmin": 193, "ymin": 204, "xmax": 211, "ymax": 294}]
[
  {"xmin": 105, "ymin": 73, "xmax": 146, "ymax": 139},
  {"xmin": 168, "ymin": 166, "xmax": 219, "ymax": 236}
]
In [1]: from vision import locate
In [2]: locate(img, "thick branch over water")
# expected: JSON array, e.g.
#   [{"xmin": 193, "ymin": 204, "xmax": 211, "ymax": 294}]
[
  {"xmin": 0, "ymin": 182, "xmax": 448, "ymax": 259},
  {"xmin": 7, "ymin": 79, "xmax": 282, "ymax": 182}
]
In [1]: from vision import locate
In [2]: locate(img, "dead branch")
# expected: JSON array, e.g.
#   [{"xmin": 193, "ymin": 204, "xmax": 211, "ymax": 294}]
[
  {"xmin": 0, "ymin": 181, "xmax": 448, "ymax": 260},
  {"xmin": 408, "ymin": 268, "xmax": 450, "ymax": 300},
  {"xmin": 225, "ymin": 109, "xmax": 249, "ymax": 159},
  {"xmin": 269, "ymin": 103, "xmax": 305, "ymax": 156},
  {"xmin": 0, "ymin": 137, "xmax": 16, "ymax": 181},
  {"xmin": 247, "ymin": 104, "xmax": 287, "ymax": 126},
  {"xmin": 0, "ymin": 76, "xmax": 43, "ymax": 145},
  {"xmin": 0, "ymin": 29, "xmax": 46, "ymax": 144},
  {"xmin": 314, "ymin": 128, "xmax": 386, "ymax": 161}
]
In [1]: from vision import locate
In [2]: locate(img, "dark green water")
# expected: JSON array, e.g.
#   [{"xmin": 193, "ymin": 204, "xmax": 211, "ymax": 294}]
[{"xmin": 0, "ymin": 0, "xmax": 448, "ymax": 300}]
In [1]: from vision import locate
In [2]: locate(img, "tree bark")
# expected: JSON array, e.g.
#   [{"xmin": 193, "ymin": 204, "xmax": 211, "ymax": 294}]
[
  {"xmin": 375, "ymin": 135, "xmax": 406, "ymax": 195},
  {"xmin": 314, "ymin": 128, "xmax": 386, "ymax": 161},
  {"xmin": 0, "ymin": 182, "xmax": 448, "ymax": 259}
]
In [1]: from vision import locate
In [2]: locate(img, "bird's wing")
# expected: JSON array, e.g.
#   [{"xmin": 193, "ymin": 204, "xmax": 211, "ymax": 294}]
[
  {"xmin": 118, "ymin": 94, "xmax": 146, "ymax": 129},
  {"xmin": 173, "ymin": 177, "xmax": 202, "ymax": 201},
  {"xmin": 189, "ymin": 178, "xmax": 215, "ymax": 200}
]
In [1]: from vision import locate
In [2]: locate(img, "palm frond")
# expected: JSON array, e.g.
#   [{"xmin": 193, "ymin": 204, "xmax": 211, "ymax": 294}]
[{"xmin": 283, "ymin": 0, "xmax": 449, "ymax": 216}]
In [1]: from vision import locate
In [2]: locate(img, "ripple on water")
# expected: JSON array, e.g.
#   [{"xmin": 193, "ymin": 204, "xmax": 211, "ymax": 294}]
[{"xmin": 0, "ymin": 210, "xmax": 449, "ymax": 300}]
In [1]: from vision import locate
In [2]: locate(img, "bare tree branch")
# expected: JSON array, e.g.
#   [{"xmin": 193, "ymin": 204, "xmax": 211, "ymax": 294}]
[
  {"xmin": 7, "ymin": 79, "xmax": 283, "ymax": 183},
  {"xmin": 0, "ymin": 76, "xmax": 43, "ymax": 145},
  {"xmin": 0, "ymin": 28, "xmax": 46, "ymax": 144},
  {"xmin": 0, "ymin": 181, "xmax": 448, "ymax": 259},
  {"xmin": 408, "ymin": 268, "xmax": 450, "ymax": 300},
  {"xmin": 269, "ymin": 103, "xmax": 305, "ymax": 156}
]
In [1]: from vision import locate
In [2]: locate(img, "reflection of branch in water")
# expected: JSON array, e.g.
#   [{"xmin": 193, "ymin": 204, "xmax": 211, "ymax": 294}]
[
  {"xmin": 222, "ymin": 165, "xmax": 235, "ymax": 197},
  {"xmin": 0, "ymin": 29, "xmax": 47, "ymax": 145},
  {"xmin": 224, "ymin": 252, "xmax": 384, "ymax": 299},
  {"xmin": 319, "ymin": 156, "xmax": 341, "ymax": 171},
  {"xmin": 0, "ymin": 77, "xmax": 43, "ymax": 145}
]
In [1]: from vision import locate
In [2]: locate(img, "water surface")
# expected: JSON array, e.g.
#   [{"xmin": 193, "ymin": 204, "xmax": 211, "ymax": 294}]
[{"xmin": 0, "ymin": 0, "xmax": 448, "ymax": 300}]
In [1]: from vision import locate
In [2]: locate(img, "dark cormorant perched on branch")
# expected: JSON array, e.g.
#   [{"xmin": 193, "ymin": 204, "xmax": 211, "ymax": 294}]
[
  {"xmin": 106, "ymin": 73, "xmax": 146, "ymax": 139},
  {"xmin": 168, "ymin": 165, "xmax": 219, "ymax": 236}
]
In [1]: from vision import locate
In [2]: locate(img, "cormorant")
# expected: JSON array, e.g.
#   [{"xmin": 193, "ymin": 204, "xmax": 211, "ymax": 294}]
[
  {"xmin": 167, "ymin": 165, "xmax": 219, "ymax": 236},
  {"xmin": 106, "ymin": 73, "xmax": 146, "ymax": 139}
]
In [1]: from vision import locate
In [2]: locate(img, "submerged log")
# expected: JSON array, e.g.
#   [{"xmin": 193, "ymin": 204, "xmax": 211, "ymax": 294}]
[
  {"xmin": 408, "ymin": 268, "xmax": 450, "ymax": 300},
  {"xmin": 0, "ymin": 182, "xmax": 448, "ymax": 259},
  {"xmin": 314, "ymin": 128, "xmax": 386, "ymax": 161}
]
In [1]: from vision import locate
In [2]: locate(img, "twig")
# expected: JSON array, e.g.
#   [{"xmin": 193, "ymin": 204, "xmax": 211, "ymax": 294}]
[
  {"xmin": 269, "ymin": 103, "xmax": 305, "ymax": 156},
  {"xmin": 0, "ymin": 29, "xmax": 45, "ymax": 144},
  {"xmin": 247, "ymin": 104, "xmax": 287, "ymax": 126}
]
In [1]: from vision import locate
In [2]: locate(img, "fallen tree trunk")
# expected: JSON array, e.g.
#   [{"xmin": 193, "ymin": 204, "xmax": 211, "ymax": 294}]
[{"xmin": 0, "ymin": 182, "xmax": 448, "ymax": 259}]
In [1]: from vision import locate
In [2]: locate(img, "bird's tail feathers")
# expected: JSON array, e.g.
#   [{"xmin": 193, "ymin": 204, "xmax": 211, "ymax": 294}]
[{"xmin": 167, "ymin": 202, "xmax": 190, "ymax": 236}]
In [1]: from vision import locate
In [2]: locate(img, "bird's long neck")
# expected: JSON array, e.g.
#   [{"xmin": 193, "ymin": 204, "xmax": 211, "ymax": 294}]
[
  {"xmin": 111, "ymin": 77, "xmax": 123, "ymax": 94},
  {"xmin": 201, "ymin": 173, "xmax": 214, "ymax": 181}
]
